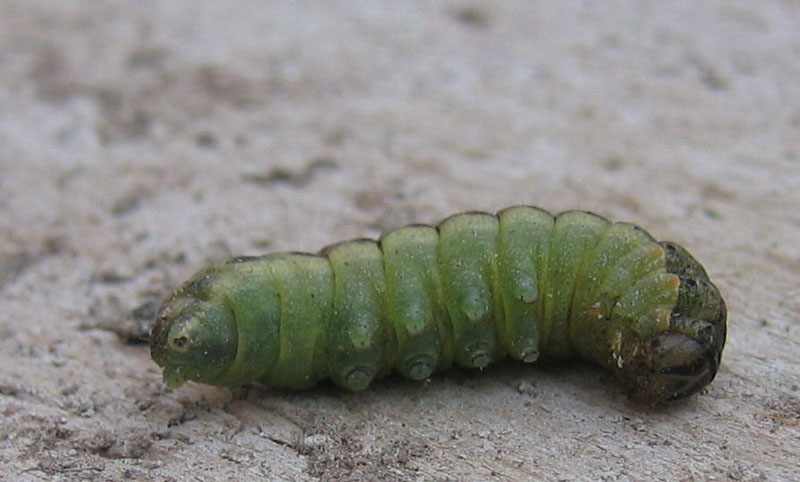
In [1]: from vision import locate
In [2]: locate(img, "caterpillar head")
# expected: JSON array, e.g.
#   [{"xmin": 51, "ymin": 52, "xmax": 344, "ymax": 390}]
[
  {"xmin": 616, "ymin": 242, "xmax": 727, "ymax": 404},
  {"xmin": 150, "ymin": 296, "xmax": 238, "ymax": 387},
  {"xmin": 616, "ymin": 325, "xmax": 723, "ymax": 404}
]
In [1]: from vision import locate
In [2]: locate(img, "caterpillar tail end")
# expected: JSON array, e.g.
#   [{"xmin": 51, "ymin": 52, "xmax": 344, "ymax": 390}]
[
  {"xmin": 163, "ymin": 366, "xmax": 188, "ymax": 388},
  {"xmin": 150, "ymin": 295, "xmax": 239, "ymax": 387}
]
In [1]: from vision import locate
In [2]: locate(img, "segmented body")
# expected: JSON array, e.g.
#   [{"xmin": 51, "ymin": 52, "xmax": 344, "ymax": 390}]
[{"xmin": 151, "ymin": 206, "xmax": 726, "ymax": 403}]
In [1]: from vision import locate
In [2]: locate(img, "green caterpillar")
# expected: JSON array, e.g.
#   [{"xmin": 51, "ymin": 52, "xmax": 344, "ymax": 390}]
[{"xmin": 151, "ymin": 206, "xmax": 726, "ymax": 404}]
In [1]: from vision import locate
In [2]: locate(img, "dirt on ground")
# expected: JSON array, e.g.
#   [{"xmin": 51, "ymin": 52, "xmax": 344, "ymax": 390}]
[{"xmin": 1, "ymin": 1, "xmax": 799, "ymax": 481}]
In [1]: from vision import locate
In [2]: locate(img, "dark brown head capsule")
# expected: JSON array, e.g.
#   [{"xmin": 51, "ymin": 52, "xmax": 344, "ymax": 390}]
[{"xmin": 616, "ymin": 242, "xmax": 726, "ymax": 404}]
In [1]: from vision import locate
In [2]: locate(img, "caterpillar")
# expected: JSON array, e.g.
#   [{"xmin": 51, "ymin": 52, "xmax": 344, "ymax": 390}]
[{"xmin": 151, "ymin": 206, "xmax": 726, "ymax": 404}]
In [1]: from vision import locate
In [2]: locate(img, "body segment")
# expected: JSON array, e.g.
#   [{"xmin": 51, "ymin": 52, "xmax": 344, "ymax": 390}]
[{"xmin": 151, "ymin": 206, "xmax": 726, "ymax": 403}]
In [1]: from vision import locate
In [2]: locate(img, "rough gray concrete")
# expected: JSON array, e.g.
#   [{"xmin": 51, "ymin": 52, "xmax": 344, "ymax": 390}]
[{"xmin": 1, "ymin": 1, "xmax": 798, "ymax": 481}]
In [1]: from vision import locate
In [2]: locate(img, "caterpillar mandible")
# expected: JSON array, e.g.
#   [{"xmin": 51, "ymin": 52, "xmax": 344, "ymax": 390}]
[{"xmin": 151, "ymin": 206, "xmax": 726, "ymax": 404}]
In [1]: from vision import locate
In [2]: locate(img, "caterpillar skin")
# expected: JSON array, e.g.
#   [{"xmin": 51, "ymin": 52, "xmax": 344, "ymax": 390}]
[{"xmin": 151, "ymin": 206, "xmax": 726, "ymax": 404}]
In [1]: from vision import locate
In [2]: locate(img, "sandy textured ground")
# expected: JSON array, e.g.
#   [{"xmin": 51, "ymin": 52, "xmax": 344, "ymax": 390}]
[{"xmin": 2, "ymin": 1, "xmax": 799, "ymax": 481}]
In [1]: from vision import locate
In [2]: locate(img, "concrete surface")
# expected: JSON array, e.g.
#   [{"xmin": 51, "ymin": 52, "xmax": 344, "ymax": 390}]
[{"xmin": 1, "ymin": 1, "xmax": 798, "ymax": 481}]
